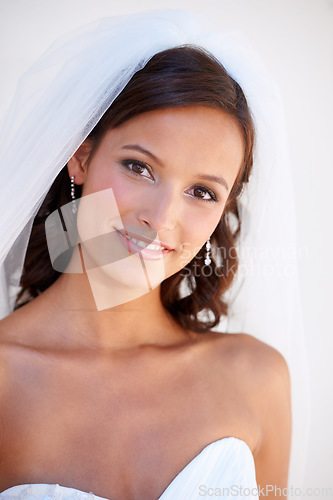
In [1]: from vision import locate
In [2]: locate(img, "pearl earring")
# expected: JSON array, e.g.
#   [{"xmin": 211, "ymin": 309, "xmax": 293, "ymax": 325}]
[
  {"xmin": 204, "ymin": 237, "xmax": 211, "ymax": 266},
  {"xmin": 70, "ymin": 175, "xmax": 77, "ymax": 214}
]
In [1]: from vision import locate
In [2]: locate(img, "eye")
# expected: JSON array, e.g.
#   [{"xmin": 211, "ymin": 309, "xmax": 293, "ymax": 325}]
[
  {"xmin": 121, "ymin": 159, "xmax": 154, "ymax": 180},
  {"xmin": 186, "ymin": 185, "xmax": 218, "ymax": 202}
]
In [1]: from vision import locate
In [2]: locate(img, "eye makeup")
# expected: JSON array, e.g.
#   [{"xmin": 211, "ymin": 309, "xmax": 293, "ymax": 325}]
[{"xmin": 119, "ymin": 158, "xmax": 219, "ymax": 203}]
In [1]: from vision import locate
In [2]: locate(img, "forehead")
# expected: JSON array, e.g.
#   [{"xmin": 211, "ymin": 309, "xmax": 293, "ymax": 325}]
[{"xmin": 105, "ymin": 106, "xmax": 245, "ymax": 164}]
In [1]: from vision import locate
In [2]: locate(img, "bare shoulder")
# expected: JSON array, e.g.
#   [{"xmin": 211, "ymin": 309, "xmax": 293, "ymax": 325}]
[
  {"xmin": 225, "ymin": 332, "xmax": 289, "ymax": 402},
  {"xmin": 0, "ymin": 311, "xmax": 25, "ymax": 391},
  {"xmin": 0, "ymin": 317, "xmax": 16, "ymax": 462},
  {"xmin": 204, "ymin": 332, "xmax": 291, "ymax": 469},
  {"xmin": 226, "ymin": 332, "xmax": 290, "ymax": 379},
  {"xmin": 0, "ymin": 296, "xmax": 52, "ymax": 351},
  {"xmin": 199, "ymin": 331, "xmax": 291, "ymax": 430},
  {"xmin": 0, "ymin": 300, "xmax": 33, "ymax": 343},
  {"xmin": 0, "ymin": 306, "xmax": 40, "ymax": 404},
  {"xmin": 201, "ymin": 330, "xmax": 290, "ymax": 383}
]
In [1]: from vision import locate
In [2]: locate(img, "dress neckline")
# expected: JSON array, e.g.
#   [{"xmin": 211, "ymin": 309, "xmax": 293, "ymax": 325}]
[
  {"xmin": 0, "ymin": 436, "xmax": 255, "ymax": 499},
  {"xmin": 159, "ymin": 435, "xmax": 255, "ymax": 498}
]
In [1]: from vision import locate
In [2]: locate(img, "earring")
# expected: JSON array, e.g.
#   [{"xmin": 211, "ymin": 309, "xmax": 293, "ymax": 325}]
[
  {"xmin": 204, "ymin": 237, "xmax": 211, "ymax": 266},
  {"xmin": 70, "ymin": 175, "xmax": 77, "ymax": 214}
]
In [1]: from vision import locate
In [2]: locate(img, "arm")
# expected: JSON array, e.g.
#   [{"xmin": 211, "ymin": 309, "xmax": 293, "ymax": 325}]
[{"xmin": 253, "ymin": 347, "xmax": 292, "ymax": 499}]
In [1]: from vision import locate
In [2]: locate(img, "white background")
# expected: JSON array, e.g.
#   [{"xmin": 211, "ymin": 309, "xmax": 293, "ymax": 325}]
[{"xmin": 0, "ymin": 0, "xmax": 332, "ymax": 494}]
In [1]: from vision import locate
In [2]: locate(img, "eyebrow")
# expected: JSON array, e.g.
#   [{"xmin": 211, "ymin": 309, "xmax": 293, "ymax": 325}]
[
  {"xmin": 121, "ymin": 144, "xmax": 164, "ymax": 166},
  {"xmin": 121, "ymin": 143, "xmax": 229, "ymax": 191},
  {"xmin": 196, "ymin": 174, "xmax": 229, "ymax": 191}
]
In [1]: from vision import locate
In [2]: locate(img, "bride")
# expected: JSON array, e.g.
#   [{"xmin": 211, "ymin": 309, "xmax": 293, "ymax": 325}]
[{"xmin": 0, "ymin": 11, "xmax": 295, "ymax": 500}]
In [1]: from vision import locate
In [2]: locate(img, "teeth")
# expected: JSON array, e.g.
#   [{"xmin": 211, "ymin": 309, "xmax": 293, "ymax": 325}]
[
  {"xmin": 147, "ymin": 244, "xmax": 162, "ymax": 251},
  {"xmin": 125, "ymin": 233, "xmax": 166, "ymax": 251},
  {"xmin": 129, "ymin": 237, "xmax": 145, "ymax": 248}
]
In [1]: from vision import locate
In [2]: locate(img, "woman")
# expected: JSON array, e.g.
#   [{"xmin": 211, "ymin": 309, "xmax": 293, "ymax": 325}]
[{"xmin": 0, "ymin": 11, "xmax": 302, "ymax": 500}]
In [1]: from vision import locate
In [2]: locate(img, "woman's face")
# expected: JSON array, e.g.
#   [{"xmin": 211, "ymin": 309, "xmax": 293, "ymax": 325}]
[{"xmin": 70, "ymin": 106, "xmax": 244, "ymax": 306}]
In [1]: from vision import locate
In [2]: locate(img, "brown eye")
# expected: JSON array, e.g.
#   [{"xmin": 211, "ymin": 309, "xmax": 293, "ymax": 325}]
[
  {"xmin": 193, "ymin": 187, "xmax": 205, "ymax": 198},
  {"xmin": 121, "ymin": 160, "xmax": 153, "ymax": 180},
  {"xmin": 186, "ymin": 185, "xmax": 217, "ymax": 202},
  {"xmin": 131, "ymin": 163, "xmax": 144, "ymax": 174}
]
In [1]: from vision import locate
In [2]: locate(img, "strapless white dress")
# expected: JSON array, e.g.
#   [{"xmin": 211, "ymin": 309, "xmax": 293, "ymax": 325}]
[{"xmin": 0, "ymin": 437, "xmax": 259, "ymax": 499}]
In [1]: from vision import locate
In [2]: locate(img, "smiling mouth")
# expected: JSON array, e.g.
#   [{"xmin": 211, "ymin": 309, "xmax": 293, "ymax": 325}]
[{"xmin": 114, "ymin": 227, "xmax": 173, "ymax": 260}]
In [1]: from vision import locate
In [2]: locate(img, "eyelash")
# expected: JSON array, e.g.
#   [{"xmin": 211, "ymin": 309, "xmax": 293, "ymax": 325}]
[
  {"xmin": 121, "ymin": 159, "xmax": 153, "ymax": 180},
  {"xmin": 120, "ymin": 159, "xmax": 218, "ymax": 203},
  {"xmin": 187, "ymin": 185, "xmax": 218, "ymax": 202}
]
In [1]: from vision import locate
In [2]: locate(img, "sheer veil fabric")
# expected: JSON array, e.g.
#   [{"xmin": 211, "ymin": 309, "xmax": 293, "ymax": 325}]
[{"xmin": 0, "ymin": 9, "xmax": 310, "ymax": 492}]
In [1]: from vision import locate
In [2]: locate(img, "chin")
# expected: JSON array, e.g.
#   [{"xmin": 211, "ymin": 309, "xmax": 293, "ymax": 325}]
[{"xmin": 83, "ymin": 252, "xmax": 166, "ymax": 310}]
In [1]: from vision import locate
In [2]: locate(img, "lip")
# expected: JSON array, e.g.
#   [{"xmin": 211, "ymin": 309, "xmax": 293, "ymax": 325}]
[{"xmin": 114, "ymin": 227, "xmax": 173, "ymax": 261}]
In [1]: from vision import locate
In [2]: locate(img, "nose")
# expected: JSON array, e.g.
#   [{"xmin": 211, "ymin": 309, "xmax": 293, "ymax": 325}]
[{"xmin": 137, "ymin": 187, "xmax": 178, "ymax": 232}]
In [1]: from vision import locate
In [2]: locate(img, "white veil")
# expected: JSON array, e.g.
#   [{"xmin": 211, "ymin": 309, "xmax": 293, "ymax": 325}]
[{"xmin": 0, "ymin": 10, "xmax": 310, "ymax": 493}]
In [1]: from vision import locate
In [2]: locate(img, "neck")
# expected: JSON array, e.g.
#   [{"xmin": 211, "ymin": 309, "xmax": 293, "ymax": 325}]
[{"xmin": 37, "ymin": 270, "xmax": 188, "ymax": 352}]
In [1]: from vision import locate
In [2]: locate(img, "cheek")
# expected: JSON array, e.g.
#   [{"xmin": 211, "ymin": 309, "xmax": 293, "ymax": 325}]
[
  {"xmin": 180, "ymin": 208, "xmax": 224, "ymax": 262},
  {"xmin": 81, "ymin": 163, "xmax": 115, "ymax": 197},
  {"xmin": 108, "ymin": 180, "xmax": 148, "ymax": 221},
  {"xmin": 78, "ymin": 167, "xmax": 136, "ymax": 242},
  {"xmin": 76, "ymin": 187, "xmax": 123, "ymax": 243},
  {"xmin": 82, "ymin": 166, "xmax": 137, "ymax": 214}
]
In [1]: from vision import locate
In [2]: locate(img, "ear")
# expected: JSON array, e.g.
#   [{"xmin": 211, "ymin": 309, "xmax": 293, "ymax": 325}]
[{"xmin": 67, "ymin": 141, "xmax": 91, "ymax": 185}]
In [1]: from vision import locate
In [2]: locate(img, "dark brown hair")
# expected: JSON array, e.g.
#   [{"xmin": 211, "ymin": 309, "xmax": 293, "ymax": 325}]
[{"xmin": 16, "ymin": 46, "xmax": 255, "ymax": 332}]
